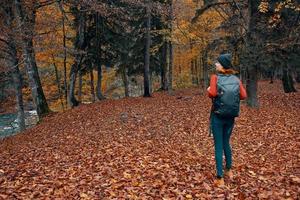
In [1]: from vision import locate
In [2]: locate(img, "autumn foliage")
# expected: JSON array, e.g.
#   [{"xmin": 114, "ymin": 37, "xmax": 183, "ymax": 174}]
[{"xmin": 0, "ymin": 81, "xmax": 299, "ymax": 199}]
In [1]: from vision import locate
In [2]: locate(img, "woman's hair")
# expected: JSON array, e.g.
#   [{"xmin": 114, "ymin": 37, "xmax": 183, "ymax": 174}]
[{"xmin": 216, "ymin": 67, "xmax": 238, "ymax": 75}]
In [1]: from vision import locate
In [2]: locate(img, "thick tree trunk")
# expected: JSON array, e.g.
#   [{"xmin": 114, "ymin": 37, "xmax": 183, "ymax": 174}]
[
  {"xmin": 12, "ymin": 63, "xmax": 26, "ymax": 132},
  {"xmin": 58, "ymin": 0, "xmax": 68, "ymax": 105},
  {"xmin": 95, "ymin": 13, "xmax": 105, "ymax": 100},
  {"xmin": 10, "ymin": 40, "xmax": 25, "ymax": 131},
  {"xmin": 14, "ymin": 0, "xmax": 50, "ymax": 117},
  {"xmin": 6, "ymin": 5, "xmax": 25, "ymax": 131},
  {"xmin": 191, "ymin": 60, "xmax": 194, "ymax": 84},
  {"xmin": 168, "ymin": 1, "xmax": 173, "ymax": 94},
  {"xmin": 296, "ymin": 71, "xmax": 300, "ymax": 83},
  {"xmin": 62, "ymin": 8, "xmax": 68, "ymax": 105},
  {"xmin": 246, "ymin": 66, "xmax": 259, "ymax": 107},
  {"xmin": 194, "ymin": 58, "xmax": 199, "ymax": 85},
  {"xmin": 161, "ymin": 42, "xmax": 168, "ymax": 90},
  {"xmin": 90, "ymin": 69, "xmax": 95, "ymax": 102},
  {"xmin": 121, "ymin": 67, "xmax": 130, "ymax": 97},
  {"xmin": 202, "ymin": 50, "xmax": 209, "ymax": 91},
  {"xmin": 69, "ymin": 63, "xmax": 80, "ymax": 107},
  {"xmin": 245, "ymin": 0, "xmax": 260, "ymax": 108},
  {"xmin": 282, "ymin": 65, "xmax": 297, "ymax": 93},
  {"xmin": 96, "ymin": 64, "xmax": 105, "ymax": 100},
  {"xmin": 144, "ymin": 2, "xmax": 151, "ymax": 97},
  {"xmin": 78, "ymin": 70, "xmax": 83, "ymax": 102},
  {"xmin": 52, "ymin": 55, "xmax": 64, "ymax": 110},
  {"xmin": 168, "ymin": 41, "xmax": 173, "ymax": 93},
  {"xmin": 69, "ymin": 7, "xmax": 86, "ymax": 107}
]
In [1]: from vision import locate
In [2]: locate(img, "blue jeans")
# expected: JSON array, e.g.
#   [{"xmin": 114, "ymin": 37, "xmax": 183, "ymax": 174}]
[{"xmin": 211, "ymin": 113, "xmax": 235, "ymax": 178}]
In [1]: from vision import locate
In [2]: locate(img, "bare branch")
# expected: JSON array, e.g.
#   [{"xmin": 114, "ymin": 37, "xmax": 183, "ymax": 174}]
[
  {"xmin": 35, "ymin": 0, "xmax": 57, "ymax": 9},
  {"xmin": 192, "ymin": 1, "xmax": 234, "ymax": 23}
]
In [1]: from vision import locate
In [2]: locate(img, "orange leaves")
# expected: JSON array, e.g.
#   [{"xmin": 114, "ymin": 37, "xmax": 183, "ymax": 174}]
[{"xmin": 0, "ymin": 81, "xmax": 299, "ymax": 198}]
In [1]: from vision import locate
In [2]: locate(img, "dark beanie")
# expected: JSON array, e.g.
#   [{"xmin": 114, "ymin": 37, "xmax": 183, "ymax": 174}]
[{"xmin": 217, "ymin": 54, "xmax": 232, "ymax": 69}]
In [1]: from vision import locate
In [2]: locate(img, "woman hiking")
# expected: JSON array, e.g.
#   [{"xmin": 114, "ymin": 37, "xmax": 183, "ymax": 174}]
[{"xmin": 207, "ymin": 53, "xmax": 247, "ymax": 187}]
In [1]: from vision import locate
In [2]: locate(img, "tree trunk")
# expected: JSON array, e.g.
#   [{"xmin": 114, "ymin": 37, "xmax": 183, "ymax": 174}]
[
  {"xmin": 58, "ymin": 0, "xmax": 68, "ymax": 105},
  {"xmin": 295, "ymin": 70, "xmax": 300, "ymax": 83},
  {"xmin": 282, "ymin": 65, "xmax": 297, "ymax": 93},
  {"xmin": 161, "ymin": 42, "xmax": 168, "ymax": 90},
  {"xmin": 168, "ymin": 0, "xmax": 173, "ymax": 94},
  {"xmin": 144, "ymin": 2, "xmax": 151, "ymax": 97},
  {"xmin": 12, "ymin": 63, "xmax": 26, "ymax": 132},
  {"xmin": 246, "ymin": 66, "xmax": 259, "ymax": 107},
  {"xmin": 168, "ymin": 41, "xmax": 173, "ymax": 93},
  {"xmin": 51, "ymin": 55, "xmax": 64, "ymax": 110},
  {"xmin": 270, "ymin": 68, "xmax": 274, "ymax": 84},
  {"xmin": 245, "ymin": 0, "xmax": 260, "ymax": 108},
  {"xmin": 121, "ymin": 67, "xmax": 130, "ymax": 97},
  {"xmin": 69, "ymin": 7, "xmax": 86, "ymax": 107},
  {"xmin": 62, "ymin": 6, "xmax": 68, "ymax": 105},
  {"xmin": 9, "ymin": 39, "xmax": 25, "ymax": 131},
  {"xmin": 195, "ymin": 58, "xmax": 199, "ymax": 85},
  {"xmin": 202, "ymin": 50, "xmax": 209, "ymax": 91},
  {"xmin": 6, "ymin": 4, "xmax": 25, "ymax": 131},
  {"xmin": 191, "ymin": 59, "xmax": 195, "ymax": 84},
  {"xmin": 69, "ymin": 63, "xmax": 80, "ymax": 107},
  {"xmin": 96, "ymin": 64, "xmax": 105, "ymax": 100},
  {"xmin": 14, "ymin": 0, "xmax": 50, "ymax": 117},
  {"xmin": 90, "ymin": 69, "xmax": 95, "ymax": 102},
  {"xmin": 95, "ymin": 12, "xmax": 105, "ymax": 100},
  {"xmin": 78, "ymin": 70, "xmax": 83, "ymax": 102}
]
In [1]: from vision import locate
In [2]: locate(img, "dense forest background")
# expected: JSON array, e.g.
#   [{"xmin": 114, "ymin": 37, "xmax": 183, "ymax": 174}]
[{"xmin": 0, "ymin": 0, "xmax": 299, "ymax": 131}]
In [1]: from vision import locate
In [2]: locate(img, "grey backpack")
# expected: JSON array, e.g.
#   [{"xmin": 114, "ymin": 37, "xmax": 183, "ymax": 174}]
[{"xmin": 213, "ymin": 74, "xmax": 240, "ymax": 118}]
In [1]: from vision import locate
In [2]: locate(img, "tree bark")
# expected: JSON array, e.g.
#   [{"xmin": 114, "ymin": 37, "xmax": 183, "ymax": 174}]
[
  {"xmin": 282, "ymin": 65, "xmax": 297, "ymax": 93},
  {"xmin": 51, "ymin": 55, "xmax": 64, "ymax": 110},
  {"xmin": 78, "ymin": 70, "xmax": 83, "ymax": 102},
  {"xmin": 62, "ymin": 3, "xmax": 68, "ymax": 105},
  {"xmin": 14, "ymin": 0, "xmax": 50, "ymax": 117},
  {"xmin": 69, "ymin": 6, "xmax": 86, "ymax": 107},
  {"xmin": 12, "ymin": 62, "xmax": 26, "ymax": 132},
  {"xmin": 58, "ymin": 0, "xmax": 68, "ymax": 105},
  {"xmin": 95, "ymin": 12, "xmax": 105, "ymax": 100},
  {"xmin": 246, "ymin": 66, "xmax": 259, "ymax": 107},
  {"xmin": 96, "ymin": 64, "xmax": 105, "ymax": 100},
  {"xmin": 245, "ymin": 0, "xmax": 260, "ymax": 108},
  {"xmin": 296, "ymin": 71, "xmax": 300, "ymax": 83},
  {"xmin": 5, "ymin": 4, "xmax": 25, "ymax": 131},
  {"xmin": 161, "ymin": 42, "xmax": 168, "ymax": 90},
  {"xmin": 168, "ymin": 41, "xmax": 173, "ymax": 93},
  {"xmin": 270, "ymin": 68, "xmax": 274, "ymax": 84},
  {"xmin": 168, "ymin": 0, "xmax": 173, "ymax": 94},
  {"xmin": 90, "ymin": 68, "xmax": 95, "ymax": 102},
  {"xmin": 202, "ymin": 50, "xmax": 209, "ymax": 91},
  {"xmin": 9, "ymin": 37, "xmax": 25, "ymax": 131},
  {"xmin": 144, "ymin": 1, "xmax": 151, "ymax": 97},
  {"xmin": 69, "ymin": 63, "xmax": 80, "ymax": 107},
  {"xmin": 121, "ymin": 67, "xmax": 130, "ymax": 97}
]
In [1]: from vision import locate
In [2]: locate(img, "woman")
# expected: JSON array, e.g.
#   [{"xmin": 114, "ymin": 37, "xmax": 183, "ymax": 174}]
[{"xmin": 207, "ymin": 53, "xmax": 247, "ymax": 187}]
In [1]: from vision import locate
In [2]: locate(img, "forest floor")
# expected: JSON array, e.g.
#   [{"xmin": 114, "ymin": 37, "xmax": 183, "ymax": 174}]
[{"xmin": 0, "ymin": 81, "xmax": 299, "ymax": 199}]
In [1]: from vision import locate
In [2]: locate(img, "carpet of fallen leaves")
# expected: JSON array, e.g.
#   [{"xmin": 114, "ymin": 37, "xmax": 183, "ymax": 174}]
[{"xmin": 0, "ymin": 81, "xmax": 299, "ymax": 199}]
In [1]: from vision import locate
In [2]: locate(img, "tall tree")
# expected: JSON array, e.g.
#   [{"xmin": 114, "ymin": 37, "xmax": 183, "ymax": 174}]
[
  {"xmin": 167, "ymin": 0, "xmax": 174, "ymax": 93},
  {"xmin": 243, "ymin": 0, "xmax": 260, "ymax": 107},
  {"xmin": 1, "ymin": 3, "xmax": 26, "ymax": 131},
  {"xmin": 95, "ymin": 12, "xmax": 105, "ymax": 100},
  {"xmin": 13, "ymin": 0, "xmax": 50, "ymax": 117},
  {"xmin": 144, "ymin": 0, "xmax": 152, "ymax": 97},
  {"xmin": 68, "ymin": 4, "xmax": 87, "ymax": 107}
]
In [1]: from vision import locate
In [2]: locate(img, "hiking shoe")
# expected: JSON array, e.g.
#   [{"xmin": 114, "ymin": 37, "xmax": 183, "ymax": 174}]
[
  {"xmin": 225, "ymin": 169, "xmax": 234, "ymax": 180},
  {"xmin": 214, "ymin": 178, "xmax": 225, "ymax": 187}
]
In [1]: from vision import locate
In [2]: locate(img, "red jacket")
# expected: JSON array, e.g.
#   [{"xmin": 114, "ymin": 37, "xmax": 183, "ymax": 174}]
[{"xmin": 207, "ymin": 74, "xmax": 247, "ymax": 100}]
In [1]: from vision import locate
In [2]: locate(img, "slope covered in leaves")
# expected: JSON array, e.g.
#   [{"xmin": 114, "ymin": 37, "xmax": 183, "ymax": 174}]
[{"xmin": 0, "ymin": 81, "xmax": 299, "ymax": 199}]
